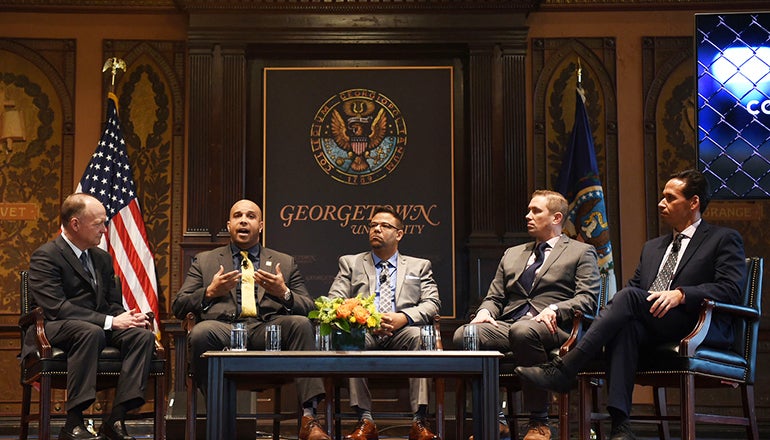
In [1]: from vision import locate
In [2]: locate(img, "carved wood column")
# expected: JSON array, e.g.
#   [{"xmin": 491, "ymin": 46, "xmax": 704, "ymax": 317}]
[{"xmin": 187, "ymin": 43, "xmax": 246, "ymax": 240}]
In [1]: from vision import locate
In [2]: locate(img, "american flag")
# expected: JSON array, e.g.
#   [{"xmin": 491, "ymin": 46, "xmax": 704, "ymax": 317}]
[{"xmin": 76, "ymin": 92, "xmax": 159, "ymax": 331}]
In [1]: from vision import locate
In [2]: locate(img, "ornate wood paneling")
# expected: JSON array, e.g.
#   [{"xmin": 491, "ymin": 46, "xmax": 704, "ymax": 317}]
[
  {"xmin": 102, "ymin": 39, "xmax": 186, "ymax": 314},
  {"xmin": 531, "ymin": 37, "xmax": 621, "ymax": 279},
  {"xmin": 184, "ymin": 13, "xmax": 533, "ymax": 320}
]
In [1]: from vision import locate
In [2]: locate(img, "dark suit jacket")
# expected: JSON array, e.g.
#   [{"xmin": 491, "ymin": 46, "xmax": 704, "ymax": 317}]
[
  {"xmin": 627, "ymin": 221, "xmax": 745, "ymax": 346},
  {"xmin": 477, "ymin": 235, "xmax": 600, "ymax": 325},
  {"xmin": 172, "ymin": 244, "xmax": 315, "ymax": 321},
  {"xmin": 327, "ymin": 251, "xmax": 441, "ymax": 325},
  {"xmin": 24, "ymin": 235, "xmax": 126, "ymax": 359}
]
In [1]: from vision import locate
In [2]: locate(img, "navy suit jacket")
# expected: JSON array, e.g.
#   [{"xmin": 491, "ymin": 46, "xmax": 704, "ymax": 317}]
[{"xmin": 628, "ymin": 221, "xmax": 745, "ymax": 347}]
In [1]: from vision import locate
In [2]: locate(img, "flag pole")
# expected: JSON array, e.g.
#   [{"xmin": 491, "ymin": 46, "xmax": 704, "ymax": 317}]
[
  {"xmin": 576, "ymin": 58, "xmax": 582, "ymax": 88},
  {"xmin": 101, "ymin": 57, "xmax": 126, "ymax": 94}
]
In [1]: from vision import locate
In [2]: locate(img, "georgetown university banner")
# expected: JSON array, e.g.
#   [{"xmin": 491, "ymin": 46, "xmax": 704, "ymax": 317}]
[{"xmin": 263, "ymin": 67, "xmax": 456, "ymax": 317}]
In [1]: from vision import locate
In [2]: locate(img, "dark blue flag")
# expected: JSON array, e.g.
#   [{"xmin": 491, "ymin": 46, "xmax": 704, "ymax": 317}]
[{"xmin": 556, "ymin": 89, "xmax": 616, "ymax": 293}]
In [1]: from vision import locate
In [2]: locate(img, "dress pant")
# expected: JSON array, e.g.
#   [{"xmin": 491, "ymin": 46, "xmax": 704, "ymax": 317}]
[
  {"xmin": 574, "ymin": 287, "xmax": 698, "ymax": 416},
  {"xmin": 453, "ymin": 320, "xmax": 568, "ymax": 413},
  {"xmin": 46, "ymin": 320, "xmax": 155, "ymax": 411},
  {"xmin": 188, "ymin": 315, "xmax": 325, "ymax": 403},
  {"xmin": 348, "ymin": 326, "xmax": 428, "ymax": 413}
]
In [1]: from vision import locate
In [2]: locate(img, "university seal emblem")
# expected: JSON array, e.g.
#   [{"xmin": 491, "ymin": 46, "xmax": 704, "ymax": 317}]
[{"xmin": 310, "ymin": 89, "xmax": 406, "ymax": 185}]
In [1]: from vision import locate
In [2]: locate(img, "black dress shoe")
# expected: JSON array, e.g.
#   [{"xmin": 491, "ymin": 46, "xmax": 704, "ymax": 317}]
[
  {"xmin": 609, "ymin": 421, "xmax": 638, "ymax": 440},
  {"xmin": 98, "ymin": 420, "xmax": 135, "ymax": 440},
  {"xmin": 514, "ymin": 356, "xmax": 575, "ymax": 393},
  {"xmin": 58, "ymin": 424, "xmax": 101, "ymax": 440}
]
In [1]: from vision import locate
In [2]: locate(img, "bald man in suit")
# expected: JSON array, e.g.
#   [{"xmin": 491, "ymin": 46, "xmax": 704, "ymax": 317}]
[
  {"xmin": 516, "ymin": 170, "xmax": 746, "ymax": 440},
  {"xmin": 453, "ymin": 190, "xmax": 600, "ymax": 440},
  {"xmin": 173, "ymin": 199, "xmax": 330, "ymax": 440}
]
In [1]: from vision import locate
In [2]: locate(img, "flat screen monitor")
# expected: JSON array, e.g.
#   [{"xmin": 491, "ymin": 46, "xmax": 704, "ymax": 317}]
[{"xmin": 696, "ymin": 11, "xmax": 770, "ymax": 198}]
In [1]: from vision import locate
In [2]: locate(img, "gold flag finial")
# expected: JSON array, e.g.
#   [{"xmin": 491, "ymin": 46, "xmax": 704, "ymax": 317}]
[
  {"xmin": 577, "ymin": 58, "xmax": 583, "ymax": 88},
  {"xmin": 102, "ymin": 58, "xmax": 127, "ymax": 93}
]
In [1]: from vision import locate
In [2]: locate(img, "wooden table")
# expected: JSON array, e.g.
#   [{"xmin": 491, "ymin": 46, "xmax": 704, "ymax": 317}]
[{"xmin": 203, "ymin": 350, "xmax": 501, "ymax": 440}]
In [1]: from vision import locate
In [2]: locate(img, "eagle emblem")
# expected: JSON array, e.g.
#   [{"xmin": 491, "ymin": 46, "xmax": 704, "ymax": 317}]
[{"xmin": 311, "ymin": 89, "xmax": 407, "ymax": 185}]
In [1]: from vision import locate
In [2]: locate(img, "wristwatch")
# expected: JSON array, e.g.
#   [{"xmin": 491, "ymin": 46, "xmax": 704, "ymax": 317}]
[
  {"xmin": 548, "ymin": 304, "xmax": 558, "ymax": 311},
  {"xmin": 283, "ymin": 289, "xmax": 292, "ymax": 301}
]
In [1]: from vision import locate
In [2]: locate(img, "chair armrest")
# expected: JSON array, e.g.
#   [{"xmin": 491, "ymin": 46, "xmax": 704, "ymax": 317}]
[
  {"xmin": 680, "ymin": 299, "xmax": 760, "ymax": 357},
  {"xmin": 182, "ymin": 312, "xmax": 198, "ymax": 334},
  {"xmin": 144, "ymin": 312, "xmax": 166, "ymax": 359},
  {"xmin": 559, "ymin": 308, "xmax": 596, "ymax": 356},
  {"xmin": 18, "ymin": 306, "xmax": 53, "ymax": 358}
]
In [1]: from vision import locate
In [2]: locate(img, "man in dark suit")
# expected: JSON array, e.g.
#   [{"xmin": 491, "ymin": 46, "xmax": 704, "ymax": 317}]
[
  {"xmin": 27, "ymin": 193, "xmax": 156, "ymax": 440},
  {"xmin": 516, "ymin": 169, "xmax": 746, "ymax": 440},
  {"xmin": 327, "ymin": 206, "xmax": 441, "ymax": 440},
  {"xmin": 172, "ymin": 199, "xmax": 330, "ymax": 440},
  {"xmin": 453, "ymin": 190, "xmax": 600, "ymax": 440}
]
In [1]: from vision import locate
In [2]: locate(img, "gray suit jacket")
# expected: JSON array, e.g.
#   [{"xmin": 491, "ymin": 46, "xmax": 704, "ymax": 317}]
[
  {"xmin": 327, "ymin": 252, "xmax": 441, "ymax": 325},
  {"xmin": 477, "ymin": 235, "xmax": 600, "ymax": 324},
  {"xmin": 172, "ymin": 244, "xmax": 315, "ymax": 321}
]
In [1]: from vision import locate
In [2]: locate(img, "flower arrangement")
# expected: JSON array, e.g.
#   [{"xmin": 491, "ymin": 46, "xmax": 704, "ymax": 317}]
[{"xmin": 309, "ymin": 293, "xmax": 382, "ymax": 336}]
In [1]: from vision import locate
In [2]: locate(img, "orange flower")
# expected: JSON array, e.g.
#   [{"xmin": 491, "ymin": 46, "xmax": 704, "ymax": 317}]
[
  {"xmin": 352, "ymin": 305, "xmax": 370, "ymax": 325},
  {"xmin": 336, "ymin": 303, "xmax": 352, "ymax": 319}
]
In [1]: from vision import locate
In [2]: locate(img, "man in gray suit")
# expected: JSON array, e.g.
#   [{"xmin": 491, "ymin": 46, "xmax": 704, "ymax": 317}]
[
  {"xmin": 173, "ymin": 199, "xmax": 330, "ymax": 440},
  {"xmin": 328, "ymin": 206, "xmax": 441, "ymax": 440},
  {"xmin": 453, "ymin": 190, "xmax": 600, "ymax": 440}
]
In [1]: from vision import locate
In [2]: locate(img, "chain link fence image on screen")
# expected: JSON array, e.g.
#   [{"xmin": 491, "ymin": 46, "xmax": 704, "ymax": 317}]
[{"xmin": 697, "ymin": 12, "xmax": 770, "ymax": 198}]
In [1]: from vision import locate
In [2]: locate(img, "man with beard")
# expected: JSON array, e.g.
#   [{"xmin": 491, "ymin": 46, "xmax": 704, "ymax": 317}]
[
  {"xmin": 327, "ymin": 206, "xmax": 441, "ymax": 440},
  {"xmin": 173, "ymin": 199, "xmax": 330, "ymax": 440}
]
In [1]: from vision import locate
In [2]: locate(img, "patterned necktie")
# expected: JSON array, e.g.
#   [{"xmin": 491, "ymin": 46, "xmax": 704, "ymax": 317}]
[
  {"xmin": 240, "ymin": 251, "xmax": 257, "ymax": 317},
  {"xmin": 378, "ymin": 261, "xmax": 393, "ymax": 313},
  {"xmin": 649, "ymin": 233, "xmax": 686, "ymax": 292},
  {"xmin": 518, "ymin": 241, "xmax": 549, "ymax": 292},
  {"xmin": 79, "ymin": 251, "xmax": 94, "ymax": 283}
]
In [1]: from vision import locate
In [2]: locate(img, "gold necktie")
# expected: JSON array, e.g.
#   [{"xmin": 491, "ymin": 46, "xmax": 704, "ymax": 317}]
[{"xmin": 240, "ymin": 251, "xmax": 257, "ymax": 317}]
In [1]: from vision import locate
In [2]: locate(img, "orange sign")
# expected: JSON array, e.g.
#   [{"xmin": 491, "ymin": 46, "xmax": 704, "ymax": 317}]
[
  {"xmin": 0, "ymin": 203, "xmax": 39, "ymax": 220},
  {"xmin": 704, "ymin": 201, "xmax": 763, "ymax": 221}
]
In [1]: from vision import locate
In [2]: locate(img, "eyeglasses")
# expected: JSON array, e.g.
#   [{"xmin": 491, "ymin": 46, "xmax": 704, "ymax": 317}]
[{"xmin": 368, "ymin": 221, "xmax": 402, "ymax": 231}]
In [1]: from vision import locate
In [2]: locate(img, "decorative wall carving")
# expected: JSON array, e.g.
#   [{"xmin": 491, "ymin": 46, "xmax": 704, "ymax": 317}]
[
  {"xmin": 102, "ymin": 40, "xmax": 186, "ymax": 314},
  {"xmin": 531, "ymin": 37, "xmax": 621, "ymax": 278}
]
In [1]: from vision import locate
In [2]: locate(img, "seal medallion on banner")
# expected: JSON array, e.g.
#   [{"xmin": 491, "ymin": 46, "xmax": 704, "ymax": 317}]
[{"xmin": 310, "ymin": 88, "xmax": 407, "ymax": 185}]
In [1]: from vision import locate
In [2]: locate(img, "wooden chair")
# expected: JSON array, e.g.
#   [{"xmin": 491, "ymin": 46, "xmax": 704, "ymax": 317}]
[
  {"xmin": 182, "ymin": 312, "xmax": 298, "ymax": 440},
  {"xmin": 578, "ymin": 257, "xmax": 763, "ymax": 440},
  {"xmin": 329, "ymin": 315, "xmax": 446, "ymax": 440},
  {"xmin": 18, "ymin": 270, "xmax": 166, "ymax": 440},
  {"xmin": 456, "ymin": 272, "xmax": 609, "ymax": 440}
]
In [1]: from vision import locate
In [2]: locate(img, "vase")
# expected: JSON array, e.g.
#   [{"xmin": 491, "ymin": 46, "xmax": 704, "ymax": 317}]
[{"xmin": 331, "ymin": 327, "xmax": 366, "ymax": 351}]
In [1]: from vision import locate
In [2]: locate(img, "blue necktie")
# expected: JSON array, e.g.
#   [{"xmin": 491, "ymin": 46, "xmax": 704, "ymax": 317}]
[
  {"xmin": 518, "ymin": 242, "xmax": 549, "ymax": 292},
  {"xmin": 80, "ymin": 251, "xmax": 95, "ymax": 283}
]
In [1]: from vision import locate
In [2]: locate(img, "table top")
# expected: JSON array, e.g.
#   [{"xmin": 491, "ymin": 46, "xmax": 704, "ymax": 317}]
[
  {"xmin": 202, "ymin": 349, "xmax": 502, "ymax": 358},
  {"xmin": 202, "ymin": 350, "xmax": 502, "ymax": 377}
]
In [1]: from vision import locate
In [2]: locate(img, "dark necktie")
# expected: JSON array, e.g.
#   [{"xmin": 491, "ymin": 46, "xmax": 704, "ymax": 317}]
[
  {"xmin": 378, "ymin": 261, "xmax": 393, "ymax": 313},
  {"xmin": 80, "ymin": 251, "xmax": 95, "ymax": 283},
  {"xmin": 518, "ymin": 241, "xmax": 549, "ymax": 292},
  {"xmin": 649, "ymin": 233, "xmax": 686, "ymax": 292}
]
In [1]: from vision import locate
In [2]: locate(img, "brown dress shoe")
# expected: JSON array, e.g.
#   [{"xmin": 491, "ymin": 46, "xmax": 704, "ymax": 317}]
[
  {"xmin": 522, "ymin": 421, "xmax": 551, "ymax": 440},
  {"xmin": 409, "ymin": 419, "xmax": 439, "ymax": 440},
  {"xmin": 469, "ymin": 420, "xmax": 510, "ymax": 440},
  {"xmin": 299, "ymin": 415, "xmax": 331, "ymax": 440},
  {"xmin": 344, "ymin": 419, "xmax": 378, "ymax": 440}
]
